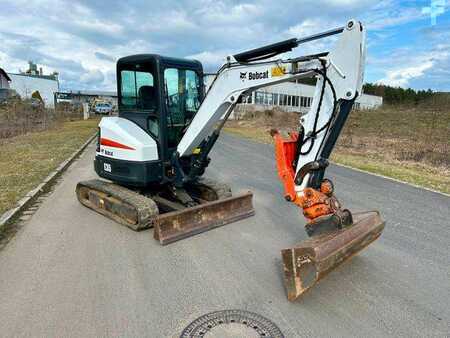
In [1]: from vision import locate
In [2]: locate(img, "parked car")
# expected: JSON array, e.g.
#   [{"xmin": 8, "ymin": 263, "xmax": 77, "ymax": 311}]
[{"xmin": 93, "ymin": 102, "xmax": 112, "ymax": 115}]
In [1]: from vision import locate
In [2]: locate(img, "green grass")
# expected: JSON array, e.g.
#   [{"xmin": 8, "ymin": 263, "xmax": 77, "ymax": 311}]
[
  {"xmin": 223, "ymin": 117, "xmax": 450, "ymax": 195},
  {"xmin": 331, "ymin": 153, "xmax": 450, "ymax": 194},
  {"xmin": 0, "ymin": 118, "xmax": 99, "ymax": 215}
]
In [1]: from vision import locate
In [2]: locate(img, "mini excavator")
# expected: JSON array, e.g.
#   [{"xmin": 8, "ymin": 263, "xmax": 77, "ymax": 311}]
[{"xmin": 76, "ymin": 20, "xmax": 385, "ymax": 300}]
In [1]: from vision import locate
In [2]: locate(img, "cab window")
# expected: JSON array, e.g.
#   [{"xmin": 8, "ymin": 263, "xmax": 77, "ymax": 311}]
[
  {"xmin": 164, "ymin": 68, "xmax": 201, "ymax": 147},
  {"xmin": 120, "ymin": 70, "xmax": 155, "ymax": 111}
]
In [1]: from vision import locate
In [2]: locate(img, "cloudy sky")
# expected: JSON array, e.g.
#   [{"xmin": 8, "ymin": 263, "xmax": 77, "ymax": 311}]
[{"xmin": 0, "ymin": 0, "xmax": 449, "ymax": 91}]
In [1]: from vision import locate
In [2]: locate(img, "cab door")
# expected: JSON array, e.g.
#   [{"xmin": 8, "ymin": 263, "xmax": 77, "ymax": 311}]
[
  {"xmin": 163, "ymin": 67, "xmax": 202, "ymax": 152},
  {"xmin": 118, "ymin": 61, "xmax": 161, "ymax": 147}
]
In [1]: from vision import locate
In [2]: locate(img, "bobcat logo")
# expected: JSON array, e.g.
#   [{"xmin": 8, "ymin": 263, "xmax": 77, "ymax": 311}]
[{"xmin": 240, "ymin": 72, "xmax": 247, "ymax": 81}]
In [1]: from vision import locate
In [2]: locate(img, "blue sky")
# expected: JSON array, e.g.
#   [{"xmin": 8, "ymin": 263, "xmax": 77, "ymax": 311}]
[{"xmin": 0, "ymin": 0, "xmax": 448, "ymax": 91}]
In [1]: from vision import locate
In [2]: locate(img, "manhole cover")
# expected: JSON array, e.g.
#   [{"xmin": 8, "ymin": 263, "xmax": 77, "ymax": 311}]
[{"xmin": 180, "ymin": 309, "xmax": 284, "ymax": 338}]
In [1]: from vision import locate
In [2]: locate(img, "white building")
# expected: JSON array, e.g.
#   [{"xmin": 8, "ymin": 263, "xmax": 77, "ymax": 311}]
[
  {"xmin": 204, "ymin": 74, "xmax": 383, "ymax": 114},
  {"xmin": 0, "ymin": 67, "xmax": 17, "ymax": 102},
  {"xmin": 5, "ymin": 62, "xmax": 60, "ymax": 108},
  {"xmin": 55, "ymin": 90, "xmax": 118, "ymax": 108},
  {"xmin": 8, "ymin": 73, "xmax": 59, "ymax": 108},
  {"xmin": 0, "ymin": 68, "xmax": 11, "ymax": 89},
  {"xmin": 353, "ymin": 93, "xmax": 383, "ymax": 110}
]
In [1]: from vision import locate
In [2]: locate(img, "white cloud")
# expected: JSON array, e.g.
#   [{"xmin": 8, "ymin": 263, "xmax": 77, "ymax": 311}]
[
  {"xmin": 196, "ymin": 2, "xmax": 262, "ymax": 25},
  {"xmin": 140, "ymin": 10, "xmax": 198, "ymax": 32},
  {"xmin": 0, "ymin": 0, "xmax": 447, "ymax": 91},
  {"xmin": 378, "ymin": 61, "xmax": 434, "ymax": 87},
  {"xmin": 80, "ymin": 69, "xmax": 104, "ymax": 84},
  {"xmin": 366, "ymin": 7, "xmax": 425, "ymax": 30},
  {"xmin": 286, "ymin": 19, "xmax": 333, "ymax": 37},
  {"xmin": 186, "ymin": 50, "xmax": 229, "ymax": 71},
  {"xmin": 377, "ymin": 47, "xmax": 450, "ymax": 88},
  {"xmin": 68, "ymin": 18, "xmax": 123, "ymax": 35}
]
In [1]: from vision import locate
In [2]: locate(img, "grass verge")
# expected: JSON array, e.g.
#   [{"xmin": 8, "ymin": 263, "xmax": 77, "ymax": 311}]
[
  {"xmin": 0, "ymin": 118, "xmax": 99, "ymax": 215},
  {"xmin": 223, "ymin": 125, "xmax": 450, "ymax": 195},
  {"xmin": 331, "ymin": 153, "xmax": 450, "ymax": 194}
]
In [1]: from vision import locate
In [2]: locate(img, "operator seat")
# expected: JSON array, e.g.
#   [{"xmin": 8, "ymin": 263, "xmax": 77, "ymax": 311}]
[{"xmin": 138, "ymin": 85, "xmax": 156, "ymax": 110}]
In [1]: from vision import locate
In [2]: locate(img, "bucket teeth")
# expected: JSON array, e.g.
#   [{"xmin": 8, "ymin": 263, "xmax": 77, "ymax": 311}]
[{"xmin": 282, "ymin": 211, "xmax": 385, "ymax": 301}]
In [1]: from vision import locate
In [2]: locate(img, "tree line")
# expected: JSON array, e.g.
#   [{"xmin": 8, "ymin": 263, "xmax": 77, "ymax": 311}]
[
  {"xmin": 298, "ymin": 79, "xmax": 447, "ymax": 106},
  {"xmin": 363, "ymin": 83, "xmax": 435, "ymax": 105}
]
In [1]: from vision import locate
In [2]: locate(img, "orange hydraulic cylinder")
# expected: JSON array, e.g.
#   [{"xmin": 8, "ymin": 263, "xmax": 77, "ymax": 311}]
[{"xmin": 272, "ymin": 131, "xmax": 299, "ymax": 202}]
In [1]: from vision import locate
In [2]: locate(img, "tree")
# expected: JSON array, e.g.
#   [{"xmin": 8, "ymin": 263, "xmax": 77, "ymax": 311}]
[{"xmin": 362, "ymin": 83, "xmax": 435, "ymax": 105}]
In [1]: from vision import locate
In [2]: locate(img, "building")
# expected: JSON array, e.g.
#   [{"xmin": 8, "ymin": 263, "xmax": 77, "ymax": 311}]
[
  {"xmin": 0, "ymin": 67, "xmax": 11, "ymax": 89},
  {"xmin": 204, "ymin": 74, "xmax": 383, "ymax": 116},
  {"xmin": 353, "ymin": 93, "xmax": 383, "ymax": 110},
  {"xmin": 0, "ymin": 67, "xmax": 17, "ymax": 102},
  {"xmin": 54, "ymin": 90, "xmax": 117, "ymax": 108},
  {"xmin": 7, "ymin": 61, "xmax": 59, "ymax": 108}
]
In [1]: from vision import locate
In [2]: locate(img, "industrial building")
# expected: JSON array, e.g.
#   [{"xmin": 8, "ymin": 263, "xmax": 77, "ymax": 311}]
[
  {"xmin": 6, "ymin": 62, "xmax": 60, "ymax": 108},
  {"xmin": 204, "ymin": 74, "xmax": 383, "ymax": 115},
  {"xmin": 0, "ymin": 67, "xmax": 14, "ymax": 101},
  {"xmin": 0, "ymin": 68, "xmax": 11, "ymax": 89},
  {"xmin": 54, "ymin": 90, "xmax": 117, "ymax": 108}
]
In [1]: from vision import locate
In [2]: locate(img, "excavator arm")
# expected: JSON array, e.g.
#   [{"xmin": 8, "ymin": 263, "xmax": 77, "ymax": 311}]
[
  {"xmin": 175, "ymin": 20, "xmax": 364, "ymax": 227},
  {"xmin": 175, "ymin": 20, "xmax": 384, "ymax": 300},
  {"xmin": 177, "ymin": 21, "xmax": 364, "ymax": 162}
]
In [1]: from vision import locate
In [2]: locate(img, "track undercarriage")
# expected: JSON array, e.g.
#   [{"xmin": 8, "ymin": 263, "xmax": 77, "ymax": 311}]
[{"xmin": 76, "ymin": 178, "xmax": 254, "ymax": 245}]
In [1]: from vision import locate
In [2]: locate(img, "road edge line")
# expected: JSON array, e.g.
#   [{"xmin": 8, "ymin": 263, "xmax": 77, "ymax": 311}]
[
  {"xmin": 223, "ymin": 132, "xmax": 450, "ymax": 199},
  {"xmin": 0, "ymin": 132, "xmax": 97, "ymax": 229},
  {"xmin": 331, "ymin": 161, "xmax": 450, "ymax": 198}
]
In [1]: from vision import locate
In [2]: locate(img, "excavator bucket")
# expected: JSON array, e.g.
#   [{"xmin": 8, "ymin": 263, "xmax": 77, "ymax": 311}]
[
  {"xmin": 154, "ymin": 192, "xmax": 254, "ymax": 245},
  {"xmin": 281, "ymin": 211, "xmax": 385, "ymax": 301}
]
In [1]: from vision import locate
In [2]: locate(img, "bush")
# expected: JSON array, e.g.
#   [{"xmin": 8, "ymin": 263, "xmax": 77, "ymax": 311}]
[{"xmin": 0, "ymin": 99, "xmax": 84, "ymax": 139}]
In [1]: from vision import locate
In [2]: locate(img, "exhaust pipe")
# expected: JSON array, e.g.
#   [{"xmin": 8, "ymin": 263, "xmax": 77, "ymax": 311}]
[{"xmin": 281, "ymin": 211, "xmax": 385, "ymax": 301}]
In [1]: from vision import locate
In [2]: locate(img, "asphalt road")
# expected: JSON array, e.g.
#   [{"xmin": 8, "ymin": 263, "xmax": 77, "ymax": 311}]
[{"xmin": 0, "ymin": 134, "xmax": 449, "ymax": 337}]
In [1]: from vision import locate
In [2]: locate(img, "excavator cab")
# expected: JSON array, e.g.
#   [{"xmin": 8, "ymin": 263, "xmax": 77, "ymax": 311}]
[{"xmin": 117, "ymin": 55, "xmax": 204, "ymax": 167}]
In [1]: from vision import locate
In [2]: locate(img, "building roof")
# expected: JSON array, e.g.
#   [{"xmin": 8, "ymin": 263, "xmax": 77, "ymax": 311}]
[
  {"xmin": 8, "ymin": 72, "xmax": 58, "ymax": 82},
  {"xmin": 0, "ymin": 68, "xmax": 11, "ymax": 81},
  {"xmin": 58, "ymin": 90, "xmax": 117, "ymax": 97}
]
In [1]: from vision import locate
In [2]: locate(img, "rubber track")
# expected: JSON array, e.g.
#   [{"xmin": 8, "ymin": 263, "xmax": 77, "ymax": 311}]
[
  {"xmin": 76, "ymin": 179, "xmax": 159, "ymax": 230},
  {"xmin": 193, "ymin": 178, "xmax": 232, "ymax": 200}
]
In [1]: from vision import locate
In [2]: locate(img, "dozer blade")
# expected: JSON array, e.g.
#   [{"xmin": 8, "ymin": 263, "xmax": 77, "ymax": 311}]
[
  {"xmin": 154, "ymin": 191, "xmax": 254, "ymax": 245},
  {"xmin": 282, "ymin": 211, "xmax": 385, "ymax": 301}
]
